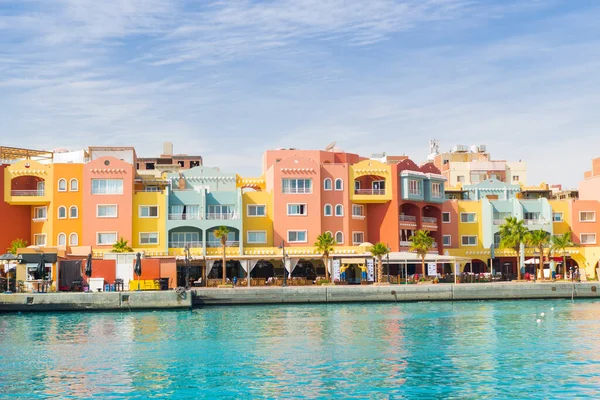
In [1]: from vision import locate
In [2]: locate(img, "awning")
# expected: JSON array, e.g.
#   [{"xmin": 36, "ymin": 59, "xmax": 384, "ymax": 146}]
[{"xmin": 19, "ymin": 253, "xmax": 57, "ymax": 263}]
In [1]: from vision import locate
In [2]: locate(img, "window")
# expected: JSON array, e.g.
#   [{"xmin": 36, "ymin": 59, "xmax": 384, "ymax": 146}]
[
  {"xmin": 335, "ymin": 179, "xmax": 343, "ymax": 191},
  {"xmin": 457, "ymin": 176, "xmax": 465, "ymax": 183},
  {"xmin": 58, "ymin": 179, "xmax": 67, "ymax": 192},
  {"xmin": 354, "ymin": 181, "xmax": 361, "ymax": 191},
  {"xmin": 580, "ymin": 211, "xmax": 596, "ymax": 222},
  {"xmin": 34, "ymin": 234, "xmax": 46, "ymax": 246},
  {"xmin": 247, "ymin": 204, "xmax": 266, "ymax": 217},
  {"xmin": 409, "ymin": 180, "xmax": 422, "ymax": 195},
  {"xmin": 524, "ymin": 212, "xmax": 540, "ymax": 221},
  {"xmin": 431, "ymin": 182, "xmax": 442, "ymax": 198},
  {"xmin": 57, "ymin": 233, "xmax": 66, "ymax": 246},
  {"xmin": 140, "ymin": 232, "xmax": 159, "ymax": 245},
  {"xmin": 460, "ymin": 213, "xmax": 477, "ymax": 223},
  {"xmin": 335, "ymin": 204, "xmax": 344, "ymax": 216},
  {"xmin": 335, "ymin": 231, "xmax": 344, "ymax": 244},
  {"xmin": 442, "ymin": 212, "xmax": 451, "ymax": 223},
  {"xmin": 287, "ymin": 204, "xmax": 307, "ymax": 216},
  {"xmin": 139, "ymin": 206, "xmax": 159, "ymax": 218},
  {"xmin": 352, "ymin": 204, "xmax": 364, "ymax": 217},
  {"xmin": 461, "ymin": 236, "xmax": 477, "ymax": 246},
  {"xmin": 57, "ymin": 206, "xmax": 67, "ymax": 219},
  {"xmin": 581, "ymin": 234, "xmax": 596, "ymax": 244},
  {"xmin": 97, "ymin": 205, "xmax": 118, "ymax": 218},
  {"xmin": 443, "ymin": 235, "xmax": 451, "ymax": 246},
  {"xmin": 512, "ymin": 175, "xmax": 520, "ymax": 182},
  {"xmin": 170, "ymin": 232, "xmax": 200, "ymax": 246},
  {"xmin": 207, "ymin": 205, "xmax": 234, "ymax": 219},
  {"xmin": 288, "ymin": 231, "xmax": 307, "ymax": 243},
  {"xmin": 70, "ymin": 206, "xmax": 78, "ymax": 219},
  {"xmin": 34, "ymin": 207, "xmax": 47, "ymax": 221},
  {"xmin": 552, "ymin": 212, "xmax": 563, "ymax": 222},
  {"xmin": 282, "ymin": 178, "xmax": 312, "ymax": 194},
  {"xmin": 91, "ymin": 179, "xmax": 123, "ymax": 195},
  {"xmin": 247, "ymin": 231, "xmax": 267, "ymax": 244},
  {"xmin": 352, "ymin": 232, "xmax": 364, "ymax": 245},
  {"xmin": 144, "ymin": 186, "xmax": 160, "ymax": 192},
  {"xmin": 324, "ymin": 204, "xmax": 332, "ymax": 216},
  {"xmin": 324, "ymin": 178, "xmax": 332, "ymax": 191},
  {"xmin": 70, "ymin": 179, "xmax": 78, "ymax": 191},
  {"xmin": 97, "ymin": 232, "xmax": 117, "ymax": 245},
  {"xmin": 69, "ymin": 233, "xmax": 78, "ymax": 246}
]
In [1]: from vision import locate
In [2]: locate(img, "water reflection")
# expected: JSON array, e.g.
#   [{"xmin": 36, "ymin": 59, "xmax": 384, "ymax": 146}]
[{"xmin": 2, "ymin": 301, "xmax": 600, "ymax": 398}]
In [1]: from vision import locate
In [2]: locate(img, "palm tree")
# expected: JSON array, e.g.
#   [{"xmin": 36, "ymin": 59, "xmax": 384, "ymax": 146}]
[
  {"xmin": 498, "ymin": 217, "xmax": 529, "ymax": 280},
  {"xmin": 213, "ymin": 226, "xmax": 230, "ymax": 285},
  {"xmin": 369, "ymin": 242, "xmax": 390, "ymax": 283},
  {"xmin": 8, "ymin": 238, "xmax": 27, "ymax": 254},
  {"xmin": 551, "ymin": 231, "xmax": 576, "ymax": 280},
  {"xmin": 112, "ymin": 238, "xmax": 133, "ymax": 253},
  {"xmin": 409, "ymin": 230, "xmax": 435, "ymax": 278},
  {"xmin": 314, "ymin": 232, "xmax": 336, "ymax": 282},
  {"xmin": 527, "ymin": 230, "xmax": 550, "ymax": 280}
]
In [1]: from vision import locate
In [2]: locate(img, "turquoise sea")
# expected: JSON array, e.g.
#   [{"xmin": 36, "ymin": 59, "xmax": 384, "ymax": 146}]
[{"xmin": 1, "ymin": 300, "xmax": 600, "ymax": 399}]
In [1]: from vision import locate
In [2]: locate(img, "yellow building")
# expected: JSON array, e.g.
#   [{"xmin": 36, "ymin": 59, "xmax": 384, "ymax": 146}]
[{"xmin": 132, "ymin": 177, "xmax": 168, "ymax": 255}]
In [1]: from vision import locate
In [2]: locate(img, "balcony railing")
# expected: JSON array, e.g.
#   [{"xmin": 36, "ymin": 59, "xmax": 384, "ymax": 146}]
[
  {"xmin": 206, "ymin": 241, "xmax": 240, "ymax": 248},
  {"xmin": 493, "ymin": 219, "xmax": 505, "ymax": 225},
  {"xmin": 168, "ymin": 213, "xmax": 202, "ymax": 220},
  {"xmin": 206, "ymin": 213, "xmax": 239, "ymax": 220},
  {"xmin": 400, "ymin": 240, "xmax": 412, "ymax": 247},
  {"xmin": 422, "ymin": 217, "xmax": 438, "ymax": 224},
  {"xmin": 169, "ymin": 241, "xmax": 203, "ymax": 248},
  {"xmin": 352, "ymin": 214, "xmax": 366, "ymax": 220},
  {"xmin": 11, "ymin": 190, "xmax": 45, "ymax": 196},
  {"xmin": 32, "ymin": 217, "xmax": 47, "ymax": 223},
  {"xmin": 399, "ymin": 215, "xmax": 417, "ymax": 222},
  {"xmin": 283, "ymin": 188, "xmax": 312, "ymax": 194},
  {"xmin": 354, "ymin": 189, "xmax": 385, "ymax": 195},
  {"xmin": 524, "ymin": 219, "xmax": 545, "ymax": 225}
]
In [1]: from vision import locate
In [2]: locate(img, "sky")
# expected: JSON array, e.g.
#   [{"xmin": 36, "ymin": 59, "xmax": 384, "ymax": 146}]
[{"xmin": 1, "ymin": 0, "xmax": 599, "ymax": 188}]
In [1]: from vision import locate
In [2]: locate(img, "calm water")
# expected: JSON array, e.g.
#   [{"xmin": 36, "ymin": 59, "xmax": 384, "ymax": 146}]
[{"xmin": 1, "ymin": 300, "xmax": 600, "ymax": 399}]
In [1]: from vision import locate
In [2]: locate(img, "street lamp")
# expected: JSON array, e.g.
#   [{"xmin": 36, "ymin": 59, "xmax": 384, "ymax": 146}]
[
  {"xmin": 386, "ymin": 244, "xmax": 390, "ymax": 283},
  {"xmin": 278, "ymin": 240, "xmax": 288, "ymax": 287},
  {"xmin": 184, "ymin": 243, "xmax": 190, "ymax": 290}
]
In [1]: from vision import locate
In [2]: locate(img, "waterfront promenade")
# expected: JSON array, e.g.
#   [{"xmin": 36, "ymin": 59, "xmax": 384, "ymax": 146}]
[{"xmin": 1, "ymin": 282, "xmax": 599, "ymax": 311}]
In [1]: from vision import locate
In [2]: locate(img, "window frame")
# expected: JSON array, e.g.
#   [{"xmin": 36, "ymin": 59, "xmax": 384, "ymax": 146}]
[
  {"xmin": 324, "ymin": 204, "xmax": 332, "ymax": 216},
  {"xmin": 460, "ymin": 212, "xmax": 477, "ymax": 223},
  {"xmin": 91, "ymin": 179, "xmax": 124, "ymax": 195},
  {"xmin": 579, "ymin": 211, "xmax": 596, "ymax": 222},
  {"xmin": 69, "ymin": 206, "xmax": 78, "ymax": 219},
  {"xmin": 139, "ymin": 205, "xmax": 159, "ymax": 218},
  {"xmin": 431, "ymin": 182, "xmax": 442, "ymax": 198},
  {"xmin": 247, "ymin": 230, "xmax": 267, "ymax": 244},
  {"xmin": 97, "ymin": 204, "xmax": 118, "ymax": 218},
  {"xmin": 335, "ymin": 204, "xmax": 344, "ymax": 217},
  {"xmin": 408, "ymin": 179, "xmax": 422, "ymax": 195},
  {"xmin": 581, "ymin": 233, "xmax": 597, "ymax": 245},
  {"xmin": 282, "ymin": 178, "xmax": 312, "ymax": 194},
  {"xmin": 57, "ymin": 178, "xmax": 67, "ymax": 192},
  {"xmin": 69, "ymin": 233, "xmax": 79, "ymax": 246},
  {"xmin": 334, "ymin": 178, "xmax": 343, "ymax": 191},
  {"xmin": 323, "ymin": 178, "xmax": 332, "ymax": 191},
  {"xmin": 57, "ymin": 233, "xmax": 66, "ymax": 246},
  {"xmin": 352, "ymin": 204, "xmax": 364, "ymax": 217},
  {"xmin": 287, "ymin": 230, "xmax": 308, "ymax": 243},
  {"xmin": 247, "ymin": 204, "xmax": 266, "ymax": 217},
  {"xmin": 552, "ymin": 212, "xmax": 564, "ymax": 222},
  {"xmin": 33, "ymin": 206, "xmax": 47, "ymax": 220},
  {"xmin": 287, "ymin": 203, "xmax": 307, "ymax": 216},
  {"xmin": 442, "ymin": 235, "xmax": 451, "ymax": 246},
  {"xmin": 335, "ymin": 231, "xmax": 344, "ymax": 244},
  {"xmin": 34, "ymin": 233, "xmax": 47, "ymax": 247},
  {"xmin": 442, "ymin": 212, "xmax": 451, "ymax": 223},
  {"xmin": 352, "ymin": 231, "xmax": 364, "ymax": 245},
  {"xmin": 96, "ymin": 232, "xmax": 118, "ymax": 246},
  {"xmin": 69, "ymin": 178, "xmax": 79, "ymax": 192},
  {"xmin": 461, "ymin": 235, "xmax": 478, "ymax": 246},
  {"xmin": 57, "ymin": 205, "xmax": 67, "ymax": 219},
  {"xmin": 139, "ymin": 232, "xmax": 159, "ymax": 245}
]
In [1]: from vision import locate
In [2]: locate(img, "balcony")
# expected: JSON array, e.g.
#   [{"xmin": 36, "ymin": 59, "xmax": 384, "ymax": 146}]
[
  {"xmin": 32, "ymin": 217, "xmax": 47, "ymax": 223},
  {"xmin": 206, "ymin": 240, "xmax": 240, "ymax": 248},
  {"xmin": 352, "ymin": 214, "xmax": 366, "ymax": 220},
  {"xmin": 12, "ymin": 189, "xmax": 45, "ymax": 196},
  {"xmin": 421, "ymin": 216, "xmax": 438, "ymax": 230},
  {"xmin": 355, "ymin": 189, "xmax": 385, "ymax": 196},
  {"xmin": 169, "ymin": 241, "xmax": 203, "ymax": 248},
  {"xmin": 168, "ymin": 213, "xmax": 202, "ymax": 221},
  {"xmin": 399, "ymin": 214, "xmax": 418, "ymax": 227},
  {"xmin": 524, "ymin": 219, "xmax": 546, "ymax": 225},
  {"xmin": 400, "ymin": 240, "xmax": 412, "ymax": 248},
  {"xmin": 206, "ymin": 213, "xmax": 239, "ymax": 220}
]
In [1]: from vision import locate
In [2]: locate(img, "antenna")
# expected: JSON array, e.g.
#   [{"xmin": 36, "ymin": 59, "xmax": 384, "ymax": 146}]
[{"xmin": 325, "ymin": 141, "xmax": 336, "ymax": 151}]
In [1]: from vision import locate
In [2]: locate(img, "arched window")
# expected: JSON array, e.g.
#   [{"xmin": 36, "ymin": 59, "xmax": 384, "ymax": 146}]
[
  {"xmin": 58, "ymin": 179, "xmax": 67, "ymax": 192},
  {"xmin": 69, "ymin": 233, "xmax": 79, "ymax": 246},
  {"xmin": 323, "ymin": 178, "xmax": 332, "ymax": 191},
  {"xmin": 335, "ymin": 204, "xmax": 344, "ymax": 216},
  {"xmin": 335, "ymin": 179, "xmax": 343, "ymax": 191},
  {"xmin": 324, "ymin": 204, "xmax": 332, "ymax": 216},
  {"xmin": 335, "ymin": 231, "xmax": 344, "ymax": 244},
  {"xmin": 69, "ymin": 206, "xmax": 78, "ymax": 219},
  {"xmin": 57, "ymin": 233, "xmax": 66, "ymax": 246},
  {"xmin": 70, "ymin": 178, "xmax": 78, "ymax": 191},
  {"xmin": 57, "ymin": 206, "xmax": 67, "ymax": 219},
  {"xmin": 325, "ymin": 231, "xmax": 333, "ymax": 238}
]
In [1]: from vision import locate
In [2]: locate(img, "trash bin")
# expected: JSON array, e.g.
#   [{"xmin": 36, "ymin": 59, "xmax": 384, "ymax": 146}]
[{"xmin": 159, "ymin": 278, "xmax": 169, "ymax": 291}]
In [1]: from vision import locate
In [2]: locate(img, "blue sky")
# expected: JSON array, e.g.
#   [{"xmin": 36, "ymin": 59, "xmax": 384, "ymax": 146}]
[{"xmin": 1, "ymin": 0, "xmax": 599, "ymax": 187}]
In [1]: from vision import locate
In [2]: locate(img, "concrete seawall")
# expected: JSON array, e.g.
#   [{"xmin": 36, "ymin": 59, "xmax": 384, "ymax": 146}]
[
  {"xmin": 192, "ymin": 282, "xmax": 600, "ymax": 306},
  {"xmin": 0, "ymin": 291, "xmax": 192, "ymax": 312}
]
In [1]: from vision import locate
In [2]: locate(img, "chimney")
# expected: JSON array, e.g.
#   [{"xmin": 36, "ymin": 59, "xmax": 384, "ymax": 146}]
[{"xmin": 163, "ymin": 142, "xmax": 173, "ymax": 156}]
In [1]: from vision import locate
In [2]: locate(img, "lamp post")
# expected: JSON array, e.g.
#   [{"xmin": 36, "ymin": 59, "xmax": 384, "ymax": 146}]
[
  {"xmin": 184, "ymin": 243, "xmax": 190, "ymax": 290},
  {"xmin": 278, "ymin": 240, "xmax": 287, "ymax": 287},
  {"xmin": 386, "ymin": 244, "xmax": 390, "ymax": 283}
]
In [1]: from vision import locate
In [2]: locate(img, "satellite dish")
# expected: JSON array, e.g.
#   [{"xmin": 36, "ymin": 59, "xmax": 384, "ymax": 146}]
[{"xmin": 325, "ymin": 142, "xmax": 336, "ymax": 151}]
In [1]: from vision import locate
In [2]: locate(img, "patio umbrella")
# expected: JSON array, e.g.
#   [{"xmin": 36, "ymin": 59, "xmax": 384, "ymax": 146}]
[
  {"xmin": 134, "ymin": 253, "xmax": 142, "ymax": 277},
  {"xmin": 37, "ymin": 253, "xmax": 46, "ymax": 280},
  {"xmin": 0, "ymin": 253, "xmax": 18, "ymax": 261},
  {"xmin": 85, "ymin": 253, "xmax": 93, "ymax": 278}
]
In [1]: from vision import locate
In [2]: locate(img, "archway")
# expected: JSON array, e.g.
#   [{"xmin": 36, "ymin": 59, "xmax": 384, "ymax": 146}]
[{"xmin": 206, "ymin": 226, "xmax": 240, "ymax": 248}]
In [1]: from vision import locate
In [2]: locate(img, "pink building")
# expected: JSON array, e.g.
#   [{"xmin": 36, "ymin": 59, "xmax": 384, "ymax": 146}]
[
  {"xmin": 580, "ymin": 157, "xmax": 600, "ymax": 201},
  {"xmin": 82, "ymin": 147, "xmax": 136, "ymax": 250}
]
